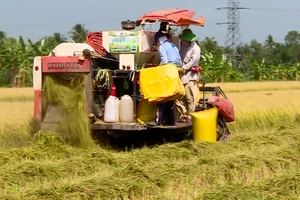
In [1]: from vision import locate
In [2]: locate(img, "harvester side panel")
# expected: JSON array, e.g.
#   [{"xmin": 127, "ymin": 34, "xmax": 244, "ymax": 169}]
[
  {"xmin": 33, "ymin": 54, "xmax": 92, "ymax": 132},
  {"xmin": 207, "ymin": 96, "xmax": 235, "ymax": 122},
  {"xmin": 33, "ymin": 56, "xmax": 42, "ymax": 123},
  {"xmin": 41, "ymin": 56, "xmax": 91, "ymax": 74}
]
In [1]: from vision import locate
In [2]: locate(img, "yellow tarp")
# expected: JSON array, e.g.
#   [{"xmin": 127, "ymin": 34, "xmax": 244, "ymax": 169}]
[{"xmin": 140, "ymin": 64, "xmax": 185, "ymax": 103}]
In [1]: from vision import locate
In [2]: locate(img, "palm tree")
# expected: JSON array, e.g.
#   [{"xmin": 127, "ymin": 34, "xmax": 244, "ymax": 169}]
[
  {"xmin": 42, "ymin": 33, "xmax": 68, "ymax": 51},
  {"xmin": 68, "ymin": 24, "xmax": 89, "ymax": 43},
  {"xmin": 264, "ymin": 34, "xmax": 276, "ymax": 50},
  {"xmin": 0, "ymin": 31, "xmax": 5, "ymax": 39},
  {"xmin": 53, "ymin": 32, "xmax": 68, "ymax": 43},
  {"xmin": 0, "ymin": 31, "xmax": 6, "ymax": 46}
]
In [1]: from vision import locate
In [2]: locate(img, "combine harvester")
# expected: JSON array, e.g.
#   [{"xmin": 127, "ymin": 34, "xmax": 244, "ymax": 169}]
[{"xmin": 32, "ymin": 9, "xmax": 235, "ymax": 142}]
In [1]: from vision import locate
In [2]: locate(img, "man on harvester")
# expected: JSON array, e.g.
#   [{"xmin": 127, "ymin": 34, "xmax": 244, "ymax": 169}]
[
  {"xmin": 153, "ymin": 31, "xmax": 183, "ymax": 126},
  {"xmin": 176, "ymin": 29, "xmax": 201, "ymax": 123},
  {"xmin": 158, "ymin": 22, "xmax": 172, "ymax": 39}
]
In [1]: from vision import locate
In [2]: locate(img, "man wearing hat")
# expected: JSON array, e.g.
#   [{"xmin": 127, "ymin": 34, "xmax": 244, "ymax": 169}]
[
  {"xmin": 158, "ymin": 22, "xmax": 171, "ymax": 40},
  {"xmin": 154, "ymin": 31, "xmax": 182, "ymax": 67},
  {"xmin": 152, "ymin": 31, "xmax": 182, "ymax": 126},
  {"xmin": 175, "ymin": 28, "xmax": 201, "ymax": 123}
]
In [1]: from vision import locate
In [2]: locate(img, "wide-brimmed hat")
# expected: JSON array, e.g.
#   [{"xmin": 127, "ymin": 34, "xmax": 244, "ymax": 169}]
[{"xmin": 179, "ymin": 29, "xmax": 197, "ymax": 42}]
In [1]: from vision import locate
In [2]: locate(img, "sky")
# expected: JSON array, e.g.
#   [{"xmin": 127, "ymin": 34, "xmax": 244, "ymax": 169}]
[{"xmin": 0, "ymin": 0, "xmax": 299, "ymax": 46}]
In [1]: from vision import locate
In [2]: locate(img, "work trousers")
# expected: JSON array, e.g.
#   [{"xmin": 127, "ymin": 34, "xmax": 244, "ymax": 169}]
[
  {"xmin": 156, "ymin": 101, "xmax": 175, "ymax": 125},
  {"xmin": 175, "ymin": 80, "xmax": 198, "ymax": 118}
]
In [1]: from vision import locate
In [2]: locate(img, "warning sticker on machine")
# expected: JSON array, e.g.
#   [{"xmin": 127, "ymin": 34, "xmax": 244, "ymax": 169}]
[{"xmin": 108, "ymin": 31, "xmax": 139, "ymax": 53}]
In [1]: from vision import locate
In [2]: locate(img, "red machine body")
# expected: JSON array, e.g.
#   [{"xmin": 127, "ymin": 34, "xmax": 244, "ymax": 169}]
[
  {"xmin": 40, "ymin": 56, "xmax": 91, "ymax": 74},
  {"xmin": 207, "ymin": 96, "xmax": 235, "ymax": 122}
]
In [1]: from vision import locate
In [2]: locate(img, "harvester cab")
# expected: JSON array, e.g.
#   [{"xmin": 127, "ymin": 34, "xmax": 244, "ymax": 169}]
[{"xmin": 32, "ymin": 8, "xmax": 234, "ymax": 142}]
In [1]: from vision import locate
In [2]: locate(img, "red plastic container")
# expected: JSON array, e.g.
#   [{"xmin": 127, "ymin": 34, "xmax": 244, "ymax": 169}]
[{"xmin": 106, "ymin": 82, "xmax": 116, "ymax": 99}]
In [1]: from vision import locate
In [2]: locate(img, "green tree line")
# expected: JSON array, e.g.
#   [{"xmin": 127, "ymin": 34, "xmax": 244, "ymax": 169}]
[
  {"xmin": 0, "ymin": 24, "xmax": 299, "ymax": 87},
  {"xmin": 0, "ymin": 24, "xmax": 89, "ymax": 87},
  {"xmin": 199, "ymin": 31, "xmax": 300, "ymax": 82}
]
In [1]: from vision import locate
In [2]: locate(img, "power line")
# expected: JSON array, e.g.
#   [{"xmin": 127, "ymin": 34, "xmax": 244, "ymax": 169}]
[
  {"xmin": 248, "ymin": 8, "xmax": 300, "ymax": 12},
  {"xmin": 217, "ymin": 7, "xmax": 300, "ymax": 12}
]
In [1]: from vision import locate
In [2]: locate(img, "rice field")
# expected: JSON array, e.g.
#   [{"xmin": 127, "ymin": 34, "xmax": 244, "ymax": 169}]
[{"xmin": 0, "ymin": 81, "xmax": 300, "ymax": 199}]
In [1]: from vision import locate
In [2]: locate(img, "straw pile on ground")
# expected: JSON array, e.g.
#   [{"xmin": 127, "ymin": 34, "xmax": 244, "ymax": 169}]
[
  {"xmin": 1, "ymin": 82, "xmax": 300, "ymax": 199},
  {"xmin": 42, "ymin": 75, "xmax": 95, "ymax": 148},
  {"xmin": 1, "ymin": 117, "xmax": 300, "ymax": 199}
]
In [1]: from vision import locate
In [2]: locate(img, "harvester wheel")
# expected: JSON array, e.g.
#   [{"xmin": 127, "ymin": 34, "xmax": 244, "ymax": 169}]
[{"xmin": 217, "ymin": 117, "xmax": 231, "ymax": 142}]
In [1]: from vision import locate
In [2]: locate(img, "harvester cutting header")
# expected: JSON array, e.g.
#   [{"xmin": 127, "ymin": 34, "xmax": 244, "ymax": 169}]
[{"xmin": 32, "ymin": 9, "xmax": 234, "ymax": 143}]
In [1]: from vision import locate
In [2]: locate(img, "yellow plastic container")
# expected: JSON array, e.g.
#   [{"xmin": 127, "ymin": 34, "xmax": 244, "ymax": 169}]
[
  {"xmin": 190, "ymin": 107, "xmax": 218, "ymax": 142},
  {"xmin": 136, "ymin": 98, "xmax": 157, "ymax": 125}
]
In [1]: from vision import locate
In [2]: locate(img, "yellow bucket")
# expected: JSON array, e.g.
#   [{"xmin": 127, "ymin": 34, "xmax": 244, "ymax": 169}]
[
  {"xmin": 136, "ymin": 98, "xmax": 157, "ymax": 124},
  {"xmin": 190, "ymin": 107, "xmax": 218, "ymax": 142}
]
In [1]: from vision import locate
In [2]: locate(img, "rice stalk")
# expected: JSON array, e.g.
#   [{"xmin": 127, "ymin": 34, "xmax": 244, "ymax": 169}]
[{"xmin": 42, "ymin": 75, "xmax": 95, "ymax": 148}]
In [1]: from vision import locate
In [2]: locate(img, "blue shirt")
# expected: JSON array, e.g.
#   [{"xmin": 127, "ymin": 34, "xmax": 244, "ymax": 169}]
[{"xmin": 159, "ymin": 40, "xmax": 183, "ymax": 66}]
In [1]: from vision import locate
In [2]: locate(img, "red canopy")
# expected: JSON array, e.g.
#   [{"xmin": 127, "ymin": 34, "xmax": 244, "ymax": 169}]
[{"xmin": 136, "ymin": 9, "xmax": 204, "ymax": 27}]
